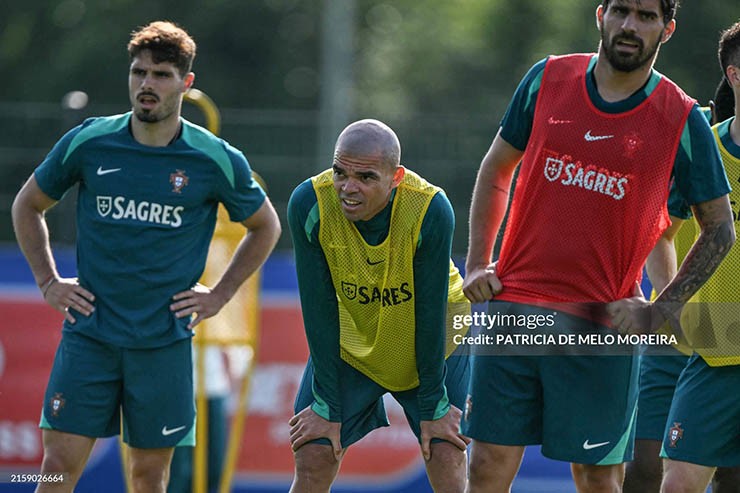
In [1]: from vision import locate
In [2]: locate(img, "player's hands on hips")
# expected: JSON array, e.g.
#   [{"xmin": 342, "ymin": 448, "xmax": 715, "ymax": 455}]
[
  {"xmin": 606, "ymin": 294, "xmax": 654, "ymax": 334},
  {"xmin": 463, "ymin": 261, "xmax": 502, "ymax": 303},
  {"xmin": 419, "ymin": 405, "xmax": 471, "ymax": 461},
  {"xmin": 289, "ymin": 406, "xmax": 343, "ymax": 461},
  {"xmin": 171, "ymin": 283, "xmax": 227, "ymax": 329},
  {"xmin": 44, "ymin": 277, "xmax": 95, "ymax": 324}
]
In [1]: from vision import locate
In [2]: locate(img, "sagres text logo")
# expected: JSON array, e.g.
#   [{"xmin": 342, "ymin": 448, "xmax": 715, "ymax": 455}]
[
  {"xmin": 542, "ymin": 150, "xmax": 632, "ymax": 201},
  {"xmin": 340, "ymin": 281, "xmax": 413, "ymax": 307},
  {"xmin": 96, "ymin": 196, "xmax": 184, "ymax": 227}
]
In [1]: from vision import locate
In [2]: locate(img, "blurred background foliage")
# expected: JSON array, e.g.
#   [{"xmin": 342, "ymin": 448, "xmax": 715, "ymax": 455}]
[{"xmin": 1, "ymin": 0, "xmax": 738, "ymax": 252}]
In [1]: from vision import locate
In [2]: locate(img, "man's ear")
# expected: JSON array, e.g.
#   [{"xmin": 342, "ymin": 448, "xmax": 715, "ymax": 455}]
[
  {"xmin": 661, "ymin": 19, "xmax": 676, "ymax": 44},
  {"xmin": 183, "ymin": 72, "xmax": 195, "ymax": 91},
  {"xmin": 392, "ymin": 165, "xmax": 405, "ymax": 187},
  {"xmin": 595, "ymin": 5, "xmax": 604, "ymax": 30},
  {"xmin": 727, "ymin": 65, "xmax": 740, "ymax": 86}
]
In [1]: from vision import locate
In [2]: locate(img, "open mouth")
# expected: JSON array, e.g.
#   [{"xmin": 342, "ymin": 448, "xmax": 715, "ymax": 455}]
[
  {"xmin": 614, "ymin": 37, "xmax": 641, "ymax": 53},
  {"xmin": 341, "ymin": 198, "xmax": 361, "ymax": 208},
  {"xmin": 137, "ymin": 94, "xmax": 159, "ymax": 108}
]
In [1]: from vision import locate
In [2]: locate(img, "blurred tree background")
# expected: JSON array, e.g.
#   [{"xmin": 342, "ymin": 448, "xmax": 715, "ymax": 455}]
[{"xmin": 1, "ymin": 0, "xmax": 738, "ymax": 253}]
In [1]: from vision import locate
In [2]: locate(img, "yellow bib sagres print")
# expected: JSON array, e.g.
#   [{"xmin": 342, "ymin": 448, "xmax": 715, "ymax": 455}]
[
  {"xmin": 312, "ymin": 168, "xmax": 470, "ymax": 391},
  {"xmin": 680, "ymin": 123, "xmax": 740, "ymax": 366}
]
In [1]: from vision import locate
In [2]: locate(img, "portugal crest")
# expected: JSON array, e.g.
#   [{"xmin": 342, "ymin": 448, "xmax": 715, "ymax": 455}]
[
  {"xmin": 341, "ymin": 281, "xmax": 357, "ymax": 300},
  {"xmin": 544, "ymin": 157, "xmax": 563, "ymax": 182},
  {"xmin": 170, "ymin": 169, "xmax": 189, "ymax": 193},
  {"xmin": 623, "ymin": 132, "xmax": 643, "ymax": 159},
  {"xmin": 97, "ymin": 196, "xmax": 112, "ymax": 217},
  {"xmin": 50, "ymin": 392, "xmax": 66, "ymax": 417},
  {"xmin": 668, "ymin": 422, "xmax": 683, "ymax": 448}
]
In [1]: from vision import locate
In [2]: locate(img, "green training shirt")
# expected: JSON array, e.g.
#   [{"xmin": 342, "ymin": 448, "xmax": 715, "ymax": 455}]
[{"xmin": 35, "ymin": 112, "xmax": 265, "ymax": 348}]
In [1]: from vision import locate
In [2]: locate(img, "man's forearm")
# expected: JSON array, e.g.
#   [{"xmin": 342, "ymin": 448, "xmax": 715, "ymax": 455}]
[
  {"xmin": 466, "ymin": 163, "xmax": 514, "ymax": 271},
  {"xmin": 212, "ymin": 204, "xmax": 281, "ymax": 303},
  {"xmin": 213, "ymin": 228, "xmax": 276, "ymax": 301},
  {"xmin": 656, "ymin": 219, "xmax": 735, "ymax": 306},
  {"xmin": 12, "ymin": 194, "xmax": 58, "ymax": 288}
]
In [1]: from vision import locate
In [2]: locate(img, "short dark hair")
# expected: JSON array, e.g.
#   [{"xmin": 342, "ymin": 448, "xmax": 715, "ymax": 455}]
[
  {"xmin": 127, "ymin": 21, "xmax": 196, "ymax": 77},
  {"xmin": 718, "ymin": 21, "xmax": 740, "ymax": 83},
  {"xmin": 711, "ymin": 77, "xmax": 735, "ymax": 124},
  {"xmin": 601, "ymin": 0, "xmax": 679, "ymax": 25}
]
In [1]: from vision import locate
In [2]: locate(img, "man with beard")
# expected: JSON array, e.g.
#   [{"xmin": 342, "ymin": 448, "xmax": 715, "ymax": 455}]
[
  {"xmin": 11, "ymin": 21, "xmax": 281, "ymax": 493},
  {"xmin": 624, "ymin": 77, "xmax": 740, "ymax": 493},
  {"xmin": 659, "ymin": 20, "xmax": 740, "ymax": 493},
  {"xmin": 462, "ymin": 1, "xmax": 734, "ymax": 492}
]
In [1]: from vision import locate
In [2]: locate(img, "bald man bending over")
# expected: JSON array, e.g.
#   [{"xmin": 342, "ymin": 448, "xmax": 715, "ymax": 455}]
[{"xmin": 287, "ymin": 119, "xmax": 472, "ymax": 492}]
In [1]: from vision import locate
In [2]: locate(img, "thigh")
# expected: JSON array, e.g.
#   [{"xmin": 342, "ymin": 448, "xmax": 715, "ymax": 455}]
[
  {"xmin": 540, "ymin": 352, "xmax": 639, "ymax": 465},
  {"xmin": 462, "ymin": 351, "xmax": 543, "ymax": 445},
  {"xmin": 661, "ymin": 355, "xmax": 740, "ymax": 467},
  {"xmin": 393, "ymin": 351, "xmax": 470, "ymax": 440},
  {"xmin": 635, "ymin": 351, "xmax": 689, "ymax": 441},
  {"xmin": 41, "ymin": 331, "xmax": 122, "ymax": 438},
  {"xmin": 294, "ymin": 356, "xmax": 389, "ymax": 447},
  {"xmin": 122, "ymin": 338, "xmax": 195, "ymax": 448}
]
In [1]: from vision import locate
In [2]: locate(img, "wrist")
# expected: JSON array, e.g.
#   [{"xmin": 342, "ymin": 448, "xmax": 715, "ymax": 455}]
[{"xmin": 39, "ymin": 275, "xmax": 58, "ymax": 298}]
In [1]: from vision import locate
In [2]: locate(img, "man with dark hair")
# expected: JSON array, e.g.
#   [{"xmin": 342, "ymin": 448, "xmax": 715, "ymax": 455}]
[
  {"xmin": 602, "ymin": 0, "xmax": 679, "ymax": 25},
  {"xmin": 659, "ymin": 19, "xmax": 740, "ymax": 493},
  {"xmin": 462, "ymin": 1, "xmax": 734, "ymax": 491},
  {"xmin": 128, "ymin": 20, "xmax": 197, "ymax": 78},
  {"xmin": 288, "ymin": 119, "xmax": 471, "ymax": 492},
  {"xmin": 624, "ymin": 75, "xmax": 740, "ymax": 493},
  {"xmin": 11, "ymin": 20, "xmax": 281, "ymax": 493}
]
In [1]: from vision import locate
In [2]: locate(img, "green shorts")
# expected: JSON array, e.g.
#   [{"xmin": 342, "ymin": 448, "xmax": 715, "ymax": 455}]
[
  {"xmin": 635, "ymin": 349, "xmax": 689, "ymax": 441},
  {"xmin": 660, "ymin": 354, "xmax": 740, "ymax": 467},
  {"xmin": 462, "ymin": 301, "xmax": 639, "ymax": 465},
  {"xmin": 294, "ymin": 351, "xmax": 469, "ymax": 448},
  {"xmin": 40, "ymin": 330, "xmax": 195, "ymax": 449}
]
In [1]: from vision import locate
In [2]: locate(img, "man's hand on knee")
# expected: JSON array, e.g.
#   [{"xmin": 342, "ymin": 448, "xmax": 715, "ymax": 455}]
[
  {"xmin": 289, "ymin": 406, "xmax": 343, "ymax": 461},
  {"xmin": 419, "ymin": 405, "xmax": 471, "ymax": 461}
]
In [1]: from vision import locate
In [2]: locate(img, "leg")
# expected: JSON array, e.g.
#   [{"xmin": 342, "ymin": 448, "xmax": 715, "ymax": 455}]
[
  {"xmin": 623, "ymin": 439, "xmax": 664, "ymax": 493},
  {"xmin": 467, "ymin": 441, "xmax": 525, "ymax": 493},
  {"xmin": 625, "ymin": 352, "xmax": 689, "ymax": 493},
  {"xmin": 571, "ymin": 463, "xmax": 624, "ymax": 493},
  {"xmin": 712, "ymin": 466, "xmax": 740, "ymax": 493},
  {"xmin": 425, "ymin": 441, "xmax": 467, "ymax": 493},
  {"xmin": 166, "ymin": 445, "xmax": 192, "ymax": 493},
  {"xmin": 36, "ymin": 429, "xmax": 95, "ymax": 493},
  {"xmin": 290, "ymin": 443, "xmax": 344, "ymax": 493},
  {"xmin": 128, "ymin": 446, "xmax": 176, "ymax": 493},
  {"xmin": 660, "ymin": 459, "xmax": 714, "ymax": 493}
]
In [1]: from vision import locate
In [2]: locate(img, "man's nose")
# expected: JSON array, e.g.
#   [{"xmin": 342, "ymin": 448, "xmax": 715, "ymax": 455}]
[
  {"xmin": 621, "ymin": 13, "xmax": 638, "ymax": 34},
  {"xmin": 342, "ymin": 177, "xmax": 359, "ymax": 192}
]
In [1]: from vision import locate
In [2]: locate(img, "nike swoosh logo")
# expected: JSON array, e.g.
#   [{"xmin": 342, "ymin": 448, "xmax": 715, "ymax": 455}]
[
  {"xmin": 97, "ymin": 166, "xmax": 121, "ymax": 176},
  {"xmin": 161, "ymin": 425, "xmax": 186, "ymax": 436},
  {"xmin": 366, "ymin": 258, "xmax": 384, "ymax": 266},
  {"xmin": 582, "ymin": 440, "xmax": 610, "ymax": 450},
  {"xmin": 584, "ymin": 130, "xmax": 614, "ymax": 141}
]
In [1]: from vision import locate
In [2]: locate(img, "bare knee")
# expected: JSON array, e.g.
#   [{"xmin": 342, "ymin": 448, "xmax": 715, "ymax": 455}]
[
  {"xmin": 291, "ymin": 444, "xmax": 342, "ymax": 493},
  {"xmin": 571, "ymin": 463, "xmax": 623, "ymax": 493},
  {"xmin": 128, "ymin": 448, "xmax": 173, "ymax": 493},
  {"xmin": 40, "ymin": 430, "xmax": 95, "ymax": 479},
  {"xmin": 467, "ymin": 441, "xmax": 523, "ymax": 491},
  {"xmin": 425, "ymin": 441, "xmax": 466, "ymax": 493}
]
